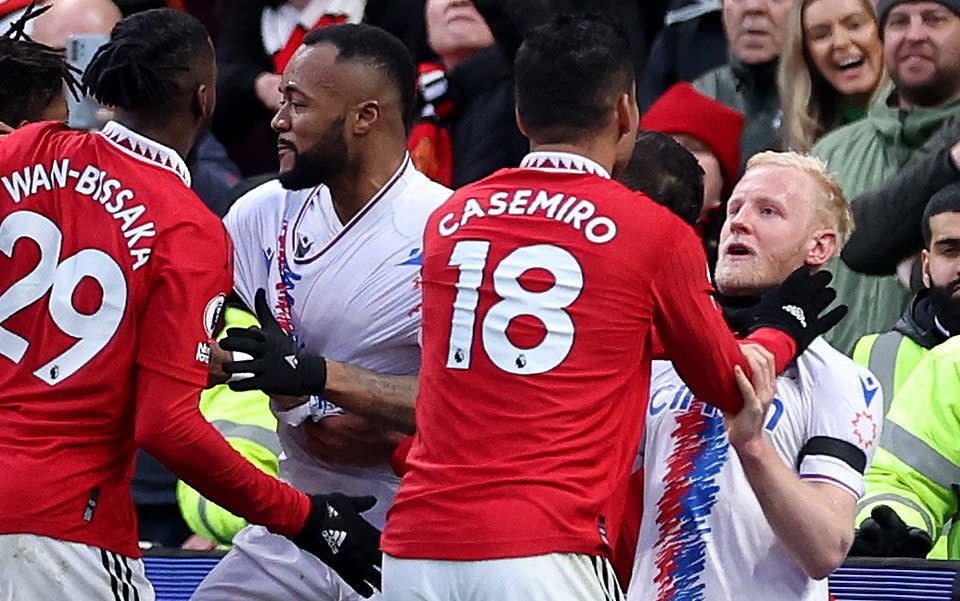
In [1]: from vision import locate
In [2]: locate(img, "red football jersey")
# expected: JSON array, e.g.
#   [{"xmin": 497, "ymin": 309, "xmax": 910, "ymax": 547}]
[
  {"xmin": 382, "ymin": 152, "xmax": 794, "ymax": 561},
  {"xmin": 0, "ymin": 121, "xmax": 309, "ymax": 557}
]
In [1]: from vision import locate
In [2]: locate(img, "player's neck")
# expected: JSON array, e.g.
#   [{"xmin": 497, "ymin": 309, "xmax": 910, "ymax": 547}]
[
  {"xmin": 327, "ymin": 144, "xmax": 406, "ymax": 225},
  {"xmin": 528, "ymin": 142, "xmax": 615, "ymax": 176},
  {"xmin": 113, "ymin": 113, "xmax": 195, "ymax": 160}
]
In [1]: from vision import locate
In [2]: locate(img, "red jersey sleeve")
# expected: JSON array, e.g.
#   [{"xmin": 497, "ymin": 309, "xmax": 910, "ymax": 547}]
[
  {"xmin": 133, "ymin": 216, "xmax": 310, "ymax": 537},
  {"xmin": 650, "ymin": 223, "xmax": 794, "ymax": 412}
]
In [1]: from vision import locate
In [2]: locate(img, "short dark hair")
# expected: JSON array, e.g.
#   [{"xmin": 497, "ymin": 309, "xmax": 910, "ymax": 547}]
[
  {"xmin": 618, "ymin": 131, "xmax": 705, "ymax": 226},
  {"xmin": 922, "ymin": 182, "xmax": 960, "ymax": 246},
  {"xmin": 303, "ymin": 24, "xmax": 416, "ymax": 129},
  {"xmin": 0, "ymin": 4, "xmax": 82, "ymax": 125},
  {"xmin": 82, "ymin": 8, "xmax": 212, "ymax": 114},
  {"xmin": 515, "ymin": 13, "xmax": 634, "ymax": 143}
]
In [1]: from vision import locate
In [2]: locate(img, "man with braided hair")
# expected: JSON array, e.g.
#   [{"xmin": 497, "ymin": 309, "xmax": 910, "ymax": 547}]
[
  {"xmin": 0, "ymin": 8, "xmax": 381, "ymax": 601},
  {"xmin": 0, "ymin": 3, "xmax": 80, "ymax": 128}
]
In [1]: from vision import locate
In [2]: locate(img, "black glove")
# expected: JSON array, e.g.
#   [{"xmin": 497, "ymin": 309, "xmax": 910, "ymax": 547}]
[
  {"xmin": 736, "ymin": 268, "xmax": 848, "ymax": 355},
  {"xmin": 294, "ymin": 493, "xmax": 383, "ymax": 598},
  {"xmin": 221, "ymin": 288, "xmax": 327, "ymax": 395},
  {"xmin": 849, "ymin": 505, "xmax": 933, "ymax": 558}
]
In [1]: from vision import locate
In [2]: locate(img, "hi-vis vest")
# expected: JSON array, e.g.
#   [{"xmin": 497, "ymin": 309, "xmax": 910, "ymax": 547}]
[
  {"xmin": 176, "ymin": 307, "xmax": 281, "ymax": 545},
  {"xmin": 853, "ymin": 332, "xmax": 958, "ymax": 559},
  {"xmin": 853, "ymin": 331, "xmax": 928, "ymax": 414}
]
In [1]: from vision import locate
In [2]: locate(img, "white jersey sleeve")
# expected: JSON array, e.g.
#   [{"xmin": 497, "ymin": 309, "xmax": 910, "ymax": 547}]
[
  {"xmin": 797, "ymin": 339, "xmax": 885, "ymax": 498},
  {"xmin": 222, "ymin": 180, "xmax": 288, "ymax": 310}
]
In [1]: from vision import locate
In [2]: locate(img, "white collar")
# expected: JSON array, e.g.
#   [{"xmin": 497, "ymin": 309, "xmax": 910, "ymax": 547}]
[
  {"xmin": 97, "ymin": 121, "xmax": 191, "ymax": 186},
  {"xmin": 520, "ymin": 151, "xmax": 611, "ymax": 179},
  {"xmin": 291, "ymin": 153, "xmax": 412, "ymax": 264}
]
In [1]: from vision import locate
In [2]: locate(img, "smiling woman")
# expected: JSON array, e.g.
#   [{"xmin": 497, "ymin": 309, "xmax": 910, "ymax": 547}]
[{"xmin": 778, "ymin": 0, "xmax": 886, "ymax": 151}]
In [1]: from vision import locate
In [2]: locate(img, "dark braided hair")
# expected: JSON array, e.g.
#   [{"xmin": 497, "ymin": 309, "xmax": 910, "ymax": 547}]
[
  {"xmin": 0, "ymin": 3, "xmax": 83, "ymax": 125},
  {"xmin": 82, "ymin": 8, "xmax": 211, "ymax": 113}
]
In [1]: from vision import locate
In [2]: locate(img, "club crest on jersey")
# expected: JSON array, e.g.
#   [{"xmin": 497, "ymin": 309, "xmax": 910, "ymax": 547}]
[
  {"xmin": 203, "ymin": 293, "xmax": 226, "ymax": 338},
  {"xmin": 851, "ymin": 411, "xmax": 877, "ymax": 448}
]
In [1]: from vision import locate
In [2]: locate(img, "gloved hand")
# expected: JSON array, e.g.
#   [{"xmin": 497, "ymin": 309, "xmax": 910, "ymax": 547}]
[
  {"xmin": 733, "ymin": 268, "xmax": 847, "ymax": 355},
  {"xmin": 221, "ymin": 288, "xmax": 327, "ymax": 396},
  {"xmin": 294, "ymin": 493, "xmax": 383, "ymax": 598},
  {"xmin": 849, "ymin": 505, "xmax": 933, "ymax": 558}
]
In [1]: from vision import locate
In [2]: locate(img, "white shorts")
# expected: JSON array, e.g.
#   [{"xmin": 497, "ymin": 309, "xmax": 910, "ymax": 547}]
[
  {"xmin": 0, "ymin": 533, "xmax": 155, "ymax": 601},
  {"xmin": 381, "ymin": 552, "xmax": 624, "ymax": 601},
  {"xmin": 190, "ymin": 525, "xmax": 369, "ymax": 601}
]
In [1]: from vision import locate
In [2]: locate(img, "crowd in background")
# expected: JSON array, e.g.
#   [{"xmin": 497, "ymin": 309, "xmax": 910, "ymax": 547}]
[{"xmin": 2, "ymin": 0, "xmax": 959, "ymax": 576}]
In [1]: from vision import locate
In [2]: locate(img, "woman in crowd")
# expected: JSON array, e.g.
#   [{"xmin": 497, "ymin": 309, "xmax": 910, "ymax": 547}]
[{"xmin": 779, "ymin": 0, "xmax": 885, "ymax": 152}]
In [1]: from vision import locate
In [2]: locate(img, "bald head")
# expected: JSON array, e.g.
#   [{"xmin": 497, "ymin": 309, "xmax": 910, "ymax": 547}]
[{"xmin": 32, "ymin": 0, "xmax": 122, "ymax": 48}]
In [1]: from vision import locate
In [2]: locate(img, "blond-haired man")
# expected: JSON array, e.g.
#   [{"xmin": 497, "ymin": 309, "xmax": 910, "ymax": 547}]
[{"xmin": 627, "ymin": 152, "xmax": 884, "ymax": 601}]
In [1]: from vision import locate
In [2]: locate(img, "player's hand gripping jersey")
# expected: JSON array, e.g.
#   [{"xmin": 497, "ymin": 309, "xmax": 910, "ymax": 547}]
[
  {"xmin": 382, "ymin": 151, "xmax": 799, "ymax": 561},
  {"xmin": 0, "ymin": 122, "xmax": 309, "ymax": 557}
]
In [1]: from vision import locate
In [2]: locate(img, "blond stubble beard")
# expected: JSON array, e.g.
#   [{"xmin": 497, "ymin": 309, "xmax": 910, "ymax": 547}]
[{"xmin": 714, "ymin": 256, "xmax": 767, "ymax": 296}]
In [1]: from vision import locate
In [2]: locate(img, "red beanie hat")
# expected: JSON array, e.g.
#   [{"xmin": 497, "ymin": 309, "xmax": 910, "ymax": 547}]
[{"xmin": 640, "ymin": 83, "xmax": 745, "ymax": 198}]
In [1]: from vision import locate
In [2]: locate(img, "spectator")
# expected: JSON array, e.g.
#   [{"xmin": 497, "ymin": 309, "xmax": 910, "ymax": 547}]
[
  {"xmin": 408, "ymin": 0, "xmax": 527, "ymax": 187},
  {"xmin": 850, "ymin": 334, "xmax": 960, "ymax": 560},
  {"xmin": 213, "ymin": 0, "xmax": 427, "ymax": 175},
  {"xmin": 840, "ymin": 118, "xmax": 960, "ymax": 277},
  {"xmin": 813, "ymin": 0, "xmax": 960, "ymax": 353},
  {"xmin": 693, "ymin": 0, "xmax": 793, "ymax": 167},
  {"xmin": 779, "ymin": 0, "xmax": 885, "ymax": 151},
  {"xmin": 618, "ymin": 131, "xmax": 705, "ymax": 226},
  {"xmin": 639, "ymin": 0, "xmax": 728, "ymax": 110},
  {"xmin": 850, "ymin": 184, "xmax": 960, "ymax": 559},
  {"xmin": 852, "ymin": 184, "xmax": 960, "ymax": 407}
]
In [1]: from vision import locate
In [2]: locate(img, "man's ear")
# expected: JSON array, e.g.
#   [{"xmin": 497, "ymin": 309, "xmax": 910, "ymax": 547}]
[
  {"xmin": 353, "ymin": 100, "xmax": 381, "ymax": 136},
  {"xmin": 920, "ymin": 249, "xmax": 932, "ymax": 288},
  {"xmin": 193, "ymin": 83, "xmax": 212, "ymax": 123},
  {"xmin": 805, "ymin": 229, "xmax": 838, "ymax": 267},
  {"xmin": 615, "ymin": 92, "xmax": 639, "ymax": 140},
  {"xmin": 515, "ymin": 106, "xmax": 529, "ymax": 138}
]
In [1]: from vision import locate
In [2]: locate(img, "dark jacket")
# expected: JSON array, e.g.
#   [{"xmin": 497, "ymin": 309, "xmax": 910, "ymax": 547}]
[
  {"xmin": 476, "ymin": 0, "xmax": 667, "ymax": 69},
  {"xmin": 446, "ymin": 47, "xmax": 528, "ymax": 187},
  {"xmin": 693, "ymin": 56, "xmax": 780, "ymax": 170},
  {"xmin": 639, "ymin": 7, "xmax": 727, "ymax": 111},
  {"xmin": 895, "ymin": 290, "xmax": 950, "ymax": 349},
  {"xmin": 841, "ymin": 113, "xmax": 960, "ymax": 275}
]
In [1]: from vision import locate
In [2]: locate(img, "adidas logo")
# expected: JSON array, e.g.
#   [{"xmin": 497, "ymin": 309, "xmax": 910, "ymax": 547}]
[
  {"xmin": 322, "ymin": 529, "xmax": 347, "ymax": 554},
  {"xmin": 285, "ymin": 354, "xmax": 298, "ymax": 369},
  {"xmin": 781, "ymin": 304, "xmax": 807, "ymax": 328}
]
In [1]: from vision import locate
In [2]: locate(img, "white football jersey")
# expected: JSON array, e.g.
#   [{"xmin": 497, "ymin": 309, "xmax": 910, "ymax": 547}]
[
  {"xmin": 224, "ymin": 156, "xmax": 451, "ymax": 528},
  {"xmin": 629, "ymin": 338, "xmax": 884, "ymax": 601}
]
